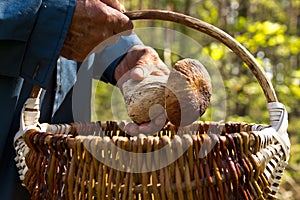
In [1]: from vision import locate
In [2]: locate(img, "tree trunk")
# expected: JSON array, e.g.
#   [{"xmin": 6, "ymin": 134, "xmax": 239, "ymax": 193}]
[{"xmin": 238, "ymin": 0, "xmax": 249, "ymax": 17}]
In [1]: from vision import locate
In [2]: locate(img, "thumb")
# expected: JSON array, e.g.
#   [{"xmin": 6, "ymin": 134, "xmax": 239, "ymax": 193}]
[{"xmin": 130, "ymin": 66, "xmax": 151, "ymax": 81}]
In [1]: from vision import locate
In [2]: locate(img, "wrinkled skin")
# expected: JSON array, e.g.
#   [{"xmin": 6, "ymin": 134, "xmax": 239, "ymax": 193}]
[
  {"xmin": 61, "ymin": 0, "xmax": 133, "ymax": 61},
  {"xmin": 114, "ymin": 45, "xmax": 170, "ymax": 135}
]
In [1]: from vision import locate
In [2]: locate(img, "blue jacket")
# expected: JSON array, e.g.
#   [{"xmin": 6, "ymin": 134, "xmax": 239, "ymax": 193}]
[
  {"xmin": 0, "ymin": 0, "xmax": 76, "ymax": 88},
  {"xmin": 0, "ymin": 1, "xmax": 142, "ymax": 199},
  {"xmin": 0, "ymin": 0, "xmax": 143, "ymax": 126}
]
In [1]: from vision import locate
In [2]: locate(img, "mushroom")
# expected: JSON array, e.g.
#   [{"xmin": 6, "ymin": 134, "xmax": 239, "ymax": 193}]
[
  {"xmin": 165, "ymin": 58, "xmax": 212, "ymax": 126},
  {"xmin": 122, "ymin": 58, "xmax": 212, "ymax": 127}
]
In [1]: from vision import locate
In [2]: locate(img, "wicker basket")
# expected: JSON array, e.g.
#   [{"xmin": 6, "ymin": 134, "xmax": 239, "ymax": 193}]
[{"xmin": 14, "ymin": 10, "xmax": 290, "ymax": 200}]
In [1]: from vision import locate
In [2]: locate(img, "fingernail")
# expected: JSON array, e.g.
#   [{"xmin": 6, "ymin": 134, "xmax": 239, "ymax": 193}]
[{"xmin": 135, "ymin": 67, "xmax": 144, "ymax": 76}]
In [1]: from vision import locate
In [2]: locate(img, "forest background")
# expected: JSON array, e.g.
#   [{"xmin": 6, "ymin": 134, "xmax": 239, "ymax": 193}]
[{"xmin": 92, "ymin": 0, "xmax": 300, "ymax": 198}]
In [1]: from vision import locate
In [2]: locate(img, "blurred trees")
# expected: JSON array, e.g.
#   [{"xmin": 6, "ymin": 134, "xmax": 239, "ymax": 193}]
[{"xmin": 93, "ymin": 0, "xmax": 300, "ymax": 198}]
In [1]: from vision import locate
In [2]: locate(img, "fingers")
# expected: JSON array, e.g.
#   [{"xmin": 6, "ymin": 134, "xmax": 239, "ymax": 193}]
[
  {"xmin": 124, "ymin": 122, "xmax": 139, "ymax": 135},
  {"xmin": 101, "ymin": 0, "xmax": 125, "ymax": 12},
  {"xmin": 105, "ymin": 5, "xmax": 133, "ymax": 34},
  {"xmin": 116, "ymin": 63, "xmax": 152, "ymax": 88},
  {"xmin": 130, "ymin": 66, "xmax": 150, "ymax": 81},
  {"xmin": 124, "ymin": 113, "xmax": 167, "ymax": 135},
  {"xmin": 139, "ymin": 113, "xmax": 167, "ymax": 134},
  {"xmin": 115, "ymin": 45, "xmax": 171, "ymax": 88},
  {"xmin": 114, "ymin": 45, "xmax": 149, "ymax": 87},
  {"xmin": 128, "ymin": 46, "xmax": 170, "ymax": 81},
  {"xmin": 128, "ymin": 47, "xmax": 158, "ymax": 81},
  {"xmin": 60, "ymin": 0, "xmax": 133, "ymax": 61},
  {"xmin": 130, "ymin": 62, "xmax": 170, "ymax": 81}
]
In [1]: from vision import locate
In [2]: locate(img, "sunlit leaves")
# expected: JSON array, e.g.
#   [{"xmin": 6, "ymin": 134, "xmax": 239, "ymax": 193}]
[
  {"xmin": 195, "ymin": 0, "xmax": 218, "ymax": 24},
  {"xmin": 202, "ymin": 43, "xmax": 227, "ymax": 61},
  {"xmin": 262, "ymin": 21, "xmax": 286, "ymax": 35},
  {"xmin": 235, "ymin": 20, "xmax": 290, "ymax": 53},
  {"xmin": 290, "ymin": 85, "xmax": 300, "ymax": 99},
  {"xmin": 288, "ymin": 36, "xmax": 300, "ymax": 54}
]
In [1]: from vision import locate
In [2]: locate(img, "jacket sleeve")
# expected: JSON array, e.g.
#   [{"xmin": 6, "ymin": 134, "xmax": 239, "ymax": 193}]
[
  {"xmin": 0, "ymin": 0, "xmax": 76, "ymax": 88},
  {"xmin": 93, "ymin": 33, "xmax": 144, "ymax": 85}
]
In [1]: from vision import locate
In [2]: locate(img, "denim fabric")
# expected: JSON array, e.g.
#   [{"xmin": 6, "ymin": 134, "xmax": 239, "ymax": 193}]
[
  {"xmin": 0, "ymin": 0, "xmax": 76, "ymax": 88},
  {"xmin": 0, "ymin": 2, "xmax": 76, "ymax": 198},
  {"xmin": 0, "ymin": 77, "xmax": 32, "ymax": 199}
]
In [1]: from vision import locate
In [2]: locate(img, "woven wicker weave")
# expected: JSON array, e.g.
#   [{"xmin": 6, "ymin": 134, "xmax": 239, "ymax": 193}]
[{"xmin": 14, "ymin": 10, "xmax": 290, "ymax": 200}]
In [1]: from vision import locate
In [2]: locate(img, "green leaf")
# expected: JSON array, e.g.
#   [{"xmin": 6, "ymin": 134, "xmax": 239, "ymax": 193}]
[{"xmin": 262, "ymin": 21, "xmax": 286, "ymax": 35}]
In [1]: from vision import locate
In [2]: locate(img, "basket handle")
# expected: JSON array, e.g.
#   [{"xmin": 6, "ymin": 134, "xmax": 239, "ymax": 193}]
[
  {"xmin": 16, "ymin": 10, "xmax": 288, "ymax": 140},
  {"xmin": 125, "ymin": 10, "xmax": 277, "ymax": 103},
  {"xmin": 125, "ymin": 10, "xmax": 290, "ymax": 155}
]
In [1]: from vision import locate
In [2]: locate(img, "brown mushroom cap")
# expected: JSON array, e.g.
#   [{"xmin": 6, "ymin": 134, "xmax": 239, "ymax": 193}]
[{"xmin": 165, "ymin": 58, "xmax": 212, "ymax": 126}]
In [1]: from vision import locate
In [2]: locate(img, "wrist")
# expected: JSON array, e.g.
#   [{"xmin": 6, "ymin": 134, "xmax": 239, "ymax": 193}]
[{"xmin": 93, "ymin": 33, "xmax": 143, "ymax": 85}]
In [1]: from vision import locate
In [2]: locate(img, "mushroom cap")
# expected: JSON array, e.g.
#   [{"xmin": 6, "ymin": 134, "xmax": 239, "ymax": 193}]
[
  {"xmin": 122, "ymin": 58, "xmax": 211, "ymax": 127},
  {"xmin": 122, "ymin": 75, "xmax": 168, "ymax": 124},
  {"xmin": 165, "ymin": 58, "xmax": 212, "ymax": 126}
]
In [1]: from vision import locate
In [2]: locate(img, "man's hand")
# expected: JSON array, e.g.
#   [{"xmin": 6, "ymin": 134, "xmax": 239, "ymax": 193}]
[
  {"xmin": 61, "ymin": 0, "xmax": 133, "ymax": 62},
  {"xmin": 115, "ymin": 45, "xmax": 170, "ymax": 86},
  {"xmin": 114, "ymin": 45, "xmax": 170, "ymax": 135}
]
